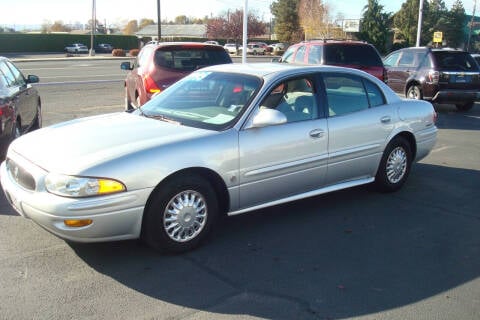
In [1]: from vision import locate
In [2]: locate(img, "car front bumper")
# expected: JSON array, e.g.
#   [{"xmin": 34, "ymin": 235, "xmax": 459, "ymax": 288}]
[{"xmin": 0, "ymin": 156, "xmax": 152, "ymax": 243}]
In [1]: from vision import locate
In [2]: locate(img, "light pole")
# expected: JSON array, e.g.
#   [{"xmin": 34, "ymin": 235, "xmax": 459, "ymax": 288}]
[
  {"xmin": 242, "ymin": 0, "xmax": 248, "ymax": 63},
  {"xmin": 157, "ymin": 0, "xmax": 161, "ymax": 41},
  {"xmin": 415, "ymin": 0, "xmax": 424, "ymax": 47},
  {"xmin": 467, "ymin": 0, "xmax": 477, "ymax": 51},
  {"xmin": 89, "ymin": 0, "xmax": 96, "ymax": 56}
]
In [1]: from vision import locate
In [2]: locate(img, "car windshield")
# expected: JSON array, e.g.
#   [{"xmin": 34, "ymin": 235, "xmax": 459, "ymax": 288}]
[
  {"xmin": 139, "ymin": 71, "xmax": 262, "ymax": 130},
  {"xmin": 154, "ymin": 47, "xmax": 231, "ymax": 71},
  {"xmin": 432, "ymin": 51, "xmax": 479, "ymax": 71}
]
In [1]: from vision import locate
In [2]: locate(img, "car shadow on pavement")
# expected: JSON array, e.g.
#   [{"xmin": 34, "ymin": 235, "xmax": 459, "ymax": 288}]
[
  {"xmin": 68, "ymin": 163, "xmax": 480, "ymax": 319},
  {"xmin": 434, "ymin": 103, "xmax": 480, "ymax": 131}
]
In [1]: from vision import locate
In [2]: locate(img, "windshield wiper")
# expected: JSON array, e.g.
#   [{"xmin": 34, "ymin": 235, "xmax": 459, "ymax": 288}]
[{"xmin": 141, "ymin": 112, "xmax": 182, "ymax": 125}]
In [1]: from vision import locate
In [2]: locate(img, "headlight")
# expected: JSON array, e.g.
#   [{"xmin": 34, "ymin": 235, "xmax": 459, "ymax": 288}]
[{"xmin": 45, "ymin": 173, "xmax": 126, "ymax": 198}]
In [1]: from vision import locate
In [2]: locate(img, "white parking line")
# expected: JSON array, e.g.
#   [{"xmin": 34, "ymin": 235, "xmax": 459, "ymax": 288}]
[{"xmin": 431, "ymin": 146, "xmax": 451, "ymax": 153}]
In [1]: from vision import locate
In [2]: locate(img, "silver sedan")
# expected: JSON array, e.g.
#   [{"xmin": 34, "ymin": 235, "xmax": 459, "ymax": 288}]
[{"xmin": 0, "ymin": 63, "xmax": 438, "ymax": 253}]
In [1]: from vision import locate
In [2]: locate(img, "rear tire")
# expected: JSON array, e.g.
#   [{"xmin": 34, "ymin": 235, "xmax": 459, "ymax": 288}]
[
  {"xmin": 406, "ymin": 85, "xmax": 422, "ymax": 100},
  {"xmin": 374, "ymin": 136, "xmax": 412, "ymax": 193},
  {"xmin": 142, "ymin": 175, "xmax": 218, "ymax": 253},
  {"xmin": 455, "ymin": 102, "xmax": 474, "ymax": 111}
]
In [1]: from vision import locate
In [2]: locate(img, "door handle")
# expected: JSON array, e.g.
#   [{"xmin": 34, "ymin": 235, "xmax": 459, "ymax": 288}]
[
  {"xmin": 380, "ymin": 116, "xmax": 391, "ymax": 123},
  {"xmin": 309, "ymin": 129, "xmax": 325, "ymax": 138}
]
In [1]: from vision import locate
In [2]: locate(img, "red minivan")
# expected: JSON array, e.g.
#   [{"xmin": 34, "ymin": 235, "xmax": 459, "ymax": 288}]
[
  {"xmin": 121, "ymin": 42, "xmax": 232, "ymax": 110},
  {"xmin": 277, "ymin": 40, "xmax": 387, "ymax": 82}
]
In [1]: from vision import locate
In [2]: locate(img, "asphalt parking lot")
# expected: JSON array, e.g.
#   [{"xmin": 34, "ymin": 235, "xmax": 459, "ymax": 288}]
[{"xmin": 0, "ymin": 57, "xmax": 479, "ymax": 319}]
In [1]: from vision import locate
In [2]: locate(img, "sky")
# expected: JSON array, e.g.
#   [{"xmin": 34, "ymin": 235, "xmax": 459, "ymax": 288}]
[{"xmin": 0, "ymin": 0, "xmax": 476, "ymax": 29}]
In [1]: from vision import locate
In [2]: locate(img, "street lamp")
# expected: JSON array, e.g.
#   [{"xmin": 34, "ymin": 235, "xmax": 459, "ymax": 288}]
[{"xmin": 157, "ymin": 0, "xmax": 161, "ymax": 41}]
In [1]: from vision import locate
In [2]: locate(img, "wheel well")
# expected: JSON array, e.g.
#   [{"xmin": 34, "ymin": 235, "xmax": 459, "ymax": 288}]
[
  {"xmin": 145, "ymin": 167, "xmax": 230, "ymax": 216},
  {"xmin": 394, "ymin": 131, "xmax": 417, "ymax": 159}
]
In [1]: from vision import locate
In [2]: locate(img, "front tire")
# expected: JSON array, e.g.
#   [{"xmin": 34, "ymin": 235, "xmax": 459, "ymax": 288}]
[
  {"xmin": 374, "ymin": 136, "xmax": 412, "ymax": 192},
  {"xmin": 142, "ymin": 175, "xmax": 218, "ymax": 253},
  {"xmin": 31, "ymin": 103, "xmax": 42, "ymax": 130}
]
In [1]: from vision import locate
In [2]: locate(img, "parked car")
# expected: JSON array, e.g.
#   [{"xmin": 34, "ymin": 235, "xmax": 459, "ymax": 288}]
[
  {"xmin": 64, "ymin": 43, "xmax": 89, "ymax": 54},
  {"xmin": 204, "ymin": 40, "xmax": 219, "ymax": 45},
  {"xmin": 275, "ymin": 39, "xmax": 387, "ymax": 82},
  {"xmin": 224, "ymin": 43, "xmax": 237, "ymax": 54},
  {"xmin": 95, "ymin": 43, "xmax": 114, "ymax": 53},
  {"xmin": 384, "ymin": 47, "xmax": 480, "ymax": 111},
  {"xmin": 1, "ymin": 63, "xmax": 438, "ymax": 253},
  {"xmin": 120, "ymin": 42, "xmax": 232, "ymax": 110},
  {"xmin": 239, "ymin": 43, "xmax": 266, "ymax": 55},
  {"xmin": 0, "ymin": 57, "xmax": 41, "ymax": 157},
  {"xmin": 268, "ymin": 42, "xmax": 287, "ymax": 54}
]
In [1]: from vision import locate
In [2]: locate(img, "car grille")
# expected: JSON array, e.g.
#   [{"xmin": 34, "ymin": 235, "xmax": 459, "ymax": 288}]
[{"xmin": 6, "ymin": 158, "xmax": 36, "ymax": 190}]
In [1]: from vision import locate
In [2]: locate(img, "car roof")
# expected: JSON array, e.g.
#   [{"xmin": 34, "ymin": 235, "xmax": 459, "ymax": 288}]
[
  {"xmin": 145, "ymin": 42, "xmax": 223, "ymax": 49},
  {"xmin": 201, "ymin": 62, "xmax": 379, "ymax": 79}
]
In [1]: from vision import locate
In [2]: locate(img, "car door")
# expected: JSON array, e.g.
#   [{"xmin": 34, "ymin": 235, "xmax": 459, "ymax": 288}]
[
  {"xmin": 383, "ymin": 51, "xmax": 404, "ymax": 93},
  {"xmin": 238, "ymin": 75, "xmax": 328, "ymax": 209},
  {"xmin": 0, "ymin": 61, "xmax": 36, "ymax": 131},
  {"xmin": 322, "ymin": 73, "xmax": 394, "ymax": 185}
]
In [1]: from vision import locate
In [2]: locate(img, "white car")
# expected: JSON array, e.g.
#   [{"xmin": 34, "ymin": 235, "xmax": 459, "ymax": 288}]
[
  {"xmin": 239, "ymin": 44, "xmax": 266, "ymax": 55},
  {"xmin": 224, "ymin": 43, "xmax": 237, "ymax": 54},
  {"xmin": 1, "ymin": 64, "xmax": 437, "ymax": 253},
  {"xmin": 64, "ymin": 43, "xmax": 88, "ymax": 54}
]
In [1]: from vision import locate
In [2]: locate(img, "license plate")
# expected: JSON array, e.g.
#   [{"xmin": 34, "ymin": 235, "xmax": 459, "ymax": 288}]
[{"xmin": 451, "ymin": 75, "xmax": 471, "ymax": 83}]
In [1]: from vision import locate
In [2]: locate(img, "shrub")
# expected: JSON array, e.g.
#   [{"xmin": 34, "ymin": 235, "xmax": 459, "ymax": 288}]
[
  {"xmin": 112, "ymin": 49, "xmax": 126, "ymax": 57},
  {"xmin": 129, "ymin": 49, "xmax": 140, "ymax": 57}
]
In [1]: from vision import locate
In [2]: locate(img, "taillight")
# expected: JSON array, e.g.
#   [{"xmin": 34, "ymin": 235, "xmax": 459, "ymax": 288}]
[
  {"xmin": 427, "ymin": 70, "xmax": 439, "ymax": 84},
  {"xmin": 143, "ymin": 75, "xmax": 161, "ymax": 95}
]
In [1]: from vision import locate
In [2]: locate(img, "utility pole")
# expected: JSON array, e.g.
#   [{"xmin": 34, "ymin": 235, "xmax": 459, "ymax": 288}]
[{"xmin": 416, "ymin": 0, "xmax": 424, "ymax": 47}]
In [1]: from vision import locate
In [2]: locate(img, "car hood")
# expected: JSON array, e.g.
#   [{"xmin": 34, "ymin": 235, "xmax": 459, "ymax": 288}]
[{"xmin": 9, "ymin": 112, "xmax": 215, "ymax": 174}]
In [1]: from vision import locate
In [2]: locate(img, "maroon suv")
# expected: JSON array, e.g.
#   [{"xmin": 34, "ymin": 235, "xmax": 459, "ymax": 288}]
[
  {"xmin": 276, "ymin": 40, "xmax": 387, "ymax": 82},
  {"xmin": 121, "ymin": 42, "xmax": 232, "ymax": 110}
]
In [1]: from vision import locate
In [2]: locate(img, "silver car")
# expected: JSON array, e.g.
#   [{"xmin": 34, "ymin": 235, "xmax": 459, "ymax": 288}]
[{"xmin": 0, "ymin": 64, "xmax": 438, "ymax": 253}]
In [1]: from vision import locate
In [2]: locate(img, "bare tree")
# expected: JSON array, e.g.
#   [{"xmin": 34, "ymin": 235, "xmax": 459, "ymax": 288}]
[{"xmin": 298, "ymin": 0, "xmax": 330, "ymax": 40}]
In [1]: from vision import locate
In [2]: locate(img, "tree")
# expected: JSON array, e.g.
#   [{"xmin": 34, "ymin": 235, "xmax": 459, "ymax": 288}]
[
  {"xmin": 50, "ymin": 20, "xmax": 71, "ymax": 32},
  {"xmin": 139, "ymin": 19, "xmax": 154, "ymax": 30},
  {"xmin": 298, "ymin": 0, "xmax": 329, "ymax": 40},
  {"xmin": 271, "ymin": 0, "xmax": 302, "ymax": 43},
  {"xmin": 206, "ymin": 10, "xmax": 267, "ymax": 43},
  {"xmin": 447, "ymin": 0, "xmax": 466, "ymax": 48},
  {"xmin": 393, "ymin": 0, "xmax": 421, "ymax": 46},
  {"xmin": 123, "ymin": 20, "xmax": 138, "ymax": 35},
  {"xmin": 359, "ymin": 0, "xmax": 392, "ymax": 54}
]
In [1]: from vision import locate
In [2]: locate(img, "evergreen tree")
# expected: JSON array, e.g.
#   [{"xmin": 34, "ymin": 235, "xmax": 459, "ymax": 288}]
[
  {"xmin": 446, "ymin": 0, "xmax": 466, "ymax": 48},
  {"xmin": 393, "ymin": 0, "xmax": 422, "ymax": 46},
  {"xmin": 359, "ymin": 0, "xmax": 392, "ymax": 54},
  {"xmin": 271, "ymin": 0, "xmax": 302, "ymax": 43}
]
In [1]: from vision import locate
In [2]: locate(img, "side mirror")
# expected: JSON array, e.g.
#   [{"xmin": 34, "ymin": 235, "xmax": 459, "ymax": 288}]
[
  {"xmin": 26, "ymin": 75, "xmax": 39, "ymax": 84},
  {"xmin": 120, "ymin": 61, "xmax": 133, "ymax": 70},
  {"xmin": 250, "ymin": 108, "xmax": 287, "ymax": 128}
]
